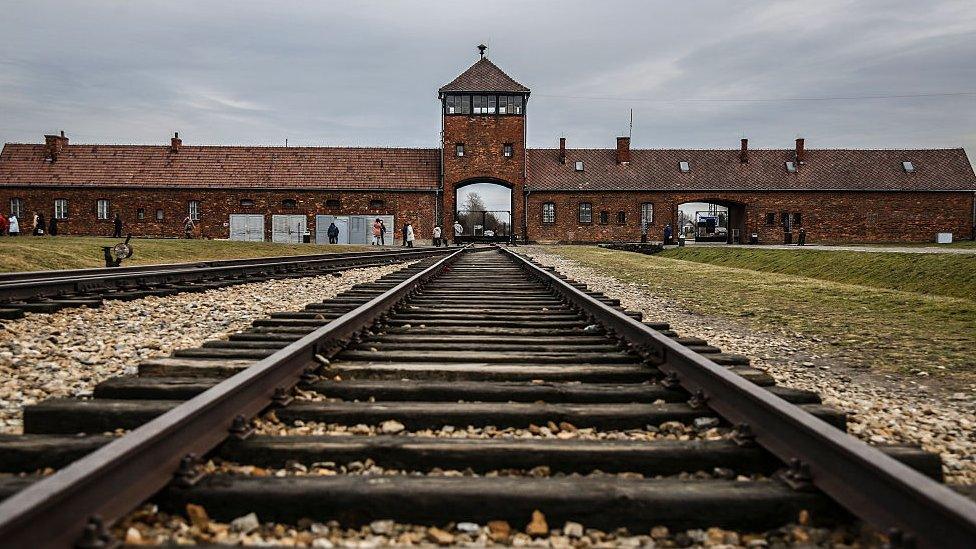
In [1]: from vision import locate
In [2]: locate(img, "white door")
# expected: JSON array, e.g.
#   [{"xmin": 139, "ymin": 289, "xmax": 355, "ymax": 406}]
[
  {"xmin": 229, "ymin": 214, "xmax": 265, "ymax": 242},
  {"xmin": 349, "ymin": 216, "xmax": 368, "ymax": 245},
  {"xmin": 272, "ymin": 215, "xmax": 307, "ymax": 243},
  {"xmin": 315, "ymin": 215, "xmax": 350, "ymax": 244}
]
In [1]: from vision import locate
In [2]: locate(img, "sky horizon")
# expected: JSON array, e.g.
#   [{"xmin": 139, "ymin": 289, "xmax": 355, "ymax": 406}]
[{"xmin": 1, "ymin": 1, "xmax": 974, "ymax": 166}]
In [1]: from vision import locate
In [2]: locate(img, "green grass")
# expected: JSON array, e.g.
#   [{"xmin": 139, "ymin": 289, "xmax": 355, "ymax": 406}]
[
  {"xmin": 0, "ymin": 236, "xmax": 372, "ymax": 272},
  {"xmin": 854, "ymin": 240, "xmax": 976, "ymax": 249},
  {"xmin": 658, "ymin": 247, "xmax": 976, "ymax": 300},
  {"xmin": 548, "ymin": 246, "xmax": 976, "ymax": 382}
]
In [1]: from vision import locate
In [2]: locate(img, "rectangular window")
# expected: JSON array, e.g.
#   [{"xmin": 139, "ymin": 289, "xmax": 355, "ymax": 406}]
[
  {"xmin": 9, "ymin": 198, "xmax": 23, "ymax": 218},
  {"xmin": 137, "ymin": 208, "xmax": 145, "ymax": 220},
  {"xmin": 512, "ymin": 95, "xmax": 524, "ymax": 114},
  {"xmin": 325, "ymin": 199, "xmax": 340, "ymax": 208},
  {"xmin": 600, "ymin": 211, "xmax": 609, "ymax": 224},
  {"xmin": 781, "ymin": 212, "xmax": 790, "ymax": 229},
  {"xmin": 472, "ymin": 95, "xmax": 485, "ymax": 114},
  {"xmin": 369, "ymin": 199, "xmax": 385, "ymax": 209},
  {"xmin": 446, "ymin": 94, "xmax": 471, "ymax": 115},
  {"xmin": 679, "ymin": 161, "xmax": 691, "ymax": 173},
  {"xmin": 240, "ymin": 199, "xmax": 255, "ymax": 207},
  {"xmin": 617, "ymin": 211, "xmax": 626, "ymax": 224},
  {"xmin": 455, "ymin": 143, "xmax": 464, "ymax": 157},
  {"xmin": 574, "ymin": 161, "xmax": 584, "ymax": 172},
  {"xmin": 487, "ymin": 95, "xmax": 496, "ymax": 114},
  {"xmin": 766, "ymin": 212, "xmax": 776, "ymax": 226},
  {"xmin": 578, "ymin": 202, "xmax": 592, "ymax": 223},
  {"xmin": 97, "ymin": 199, "xmax": 110, "ymax": 220},
  {"xmin": 503, "ymin": 143, "xmax": 513, "ymax": 157},
  {"xmin": 542, "ymin": 202, "xmax": 555, "ymax": 224},
  {"xmin": 54, "ymin": 199, "xmax": 68, "ymax": 219},
  {"xmin": 498, "ymin": 95, "xmax": 510, "ymax": 114},
  {"xmin": 640, "ymin": 203, "xmax": 653, "ymax": 227},
  {"xmin": 189, "ymin": 200, "xmax": 200, "ymax": 221},
  {"xmin": 156, "ymin": 209, "xmax": 164, "ymax": 221}
]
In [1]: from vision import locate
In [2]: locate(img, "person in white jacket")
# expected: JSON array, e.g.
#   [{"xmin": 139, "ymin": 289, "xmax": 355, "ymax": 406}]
[
  {"xmin": 432, "ymin": 225, "xmax": 442, "ymax": 247},
  {"xmin": 405, "ymin": 222, "xmax": 415, "ymax": 248},
  {"xmin": 8, "ymin": 216, "xmax": 19, "ymax": 236}
]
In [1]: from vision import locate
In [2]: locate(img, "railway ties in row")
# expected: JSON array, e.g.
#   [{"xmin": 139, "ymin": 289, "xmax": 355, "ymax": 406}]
[{"xmin": 0, "ymin": 246, "xmax": 973, "ymax": 547}]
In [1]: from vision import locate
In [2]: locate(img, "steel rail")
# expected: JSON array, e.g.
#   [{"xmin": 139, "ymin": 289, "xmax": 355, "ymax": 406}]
[
  {"xmin": 0, "ymin": 247, "xmax": 453, "ymax": 302},
  {"xmin": 501, "ymin": 248, "xmax": 976, "ymax": 548},
  {"xmin": 0, "ymin": 247, "xmax": 466, "ymax": 548}
]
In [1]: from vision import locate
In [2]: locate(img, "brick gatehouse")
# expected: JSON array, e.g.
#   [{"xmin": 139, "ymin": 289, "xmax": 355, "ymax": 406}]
[{"xmin": 1, "ymin": 49, "xmax": 974, "ymax": 244}]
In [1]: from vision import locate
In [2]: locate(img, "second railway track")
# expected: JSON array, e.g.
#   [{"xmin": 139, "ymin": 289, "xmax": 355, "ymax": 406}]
[{"xmin": 0, "ymin": 246, "xmax": 973, "ymax": 547}]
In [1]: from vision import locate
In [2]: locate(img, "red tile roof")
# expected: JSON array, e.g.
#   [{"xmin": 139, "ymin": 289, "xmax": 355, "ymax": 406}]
[
  {"xmin": 439, "ymin": 58, "xmax": 530, "ymax": 94},
  {"xmin": 526, "ymin": 148, "xmax": 976, "ymax": 192},
  {"xmin": 0, "ymin": 144, "xmax": 440, "ymax": 190}
]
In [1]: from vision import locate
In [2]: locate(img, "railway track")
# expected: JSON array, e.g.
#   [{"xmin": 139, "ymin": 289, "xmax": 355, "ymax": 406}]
[
  {"xmin": 0, "ymin": 247, "xmax": 452, "ymax": 317},
  {"xmin": 0, "ymin": 246, "xmax": 973, "ymax": 547}
]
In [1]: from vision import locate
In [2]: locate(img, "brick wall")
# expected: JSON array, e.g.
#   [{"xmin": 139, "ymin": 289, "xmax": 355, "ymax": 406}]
[
  {"xmin": 442, "ymin": 115, "xmax": 525, "ymax": 236},
  {"xmin": 526, "ymin": 190, "xmax": 975, "ymax": 243},
  {"xmin": 0, "ymin": 187, "xmax": 438, "ymax": 241}
]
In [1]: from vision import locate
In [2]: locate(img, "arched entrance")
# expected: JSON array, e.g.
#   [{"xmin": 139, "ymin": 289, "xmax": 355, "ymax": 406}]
[
  {"xmin": 454, "ymin": 180, "xmax": 513, "ymax": 243},
  {"xmin": 676, "ymin": 200, "xmax": 746, "ymax": 244}
]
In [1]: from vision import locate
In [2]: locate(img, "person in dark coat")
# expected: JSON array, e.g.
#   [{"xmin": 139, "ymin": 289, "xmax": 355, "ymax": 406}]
[
  {"xmin": 112, "ymin": 213, "xmax": 123, "ymax": 238},
  {"xmin": 402, "ymin": 223, "xmax": 408, "ymax": 246},
  {"xmin": 48, "ymin": 214, "xmax": 58, "ymax": 236},
  {"xmin": 35, "ymin": 213, "xmax": 46, "ymax": 236},
  {"xmin": 327, "ymin": 222, "xmax": 339, "ymax": 244},
  {"xmin": 663, "ymin": 224, "xmax": 673, "ymax": 245}
]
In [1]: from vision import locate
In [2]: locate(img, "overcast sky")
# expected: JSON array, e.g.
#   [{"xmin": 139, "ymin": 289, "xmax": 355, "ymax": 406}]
[{"xmin": 2, "ymin": 0, "xmax": 974, "ymax": 169}]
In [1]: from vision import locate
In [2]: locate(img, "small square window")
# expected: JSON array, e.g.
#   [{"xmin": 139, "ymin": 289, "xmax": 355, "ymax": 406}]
[
  {"xmin": 283, "ymin": 199, "xmax": 299, "ymax": 208},
  {"xmin": 902, "ymin": 161, "xmax": 915, "ymax": 173},
  {"xmin": 785, "ymin": 161, "xmax": 797, "ymax": 173},
  {"xmin": 679, "ymin": 161, "xmax": 690, "ymax": 172},
  {"xmin": 369, "ymin": 199, "xmax": 385, "ymax": 209},
  {"xmin": 503, "ymin": 143, "xmax": 513, "ymax": 157},
  {"xmin": 455, "ymin": 143, "xmax": 464, "ymax": 157},
  {"xmin": 325, "ymin": 199, "xmax": 340, "ymax": 209},
  {"xmin": 574, "ymin": 161, "xmax": 584, "ymax": 172}
]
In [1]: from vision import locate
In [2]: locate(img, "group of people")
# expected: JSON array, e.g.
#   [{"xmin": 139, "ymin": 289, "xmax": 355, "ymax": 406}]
[
  {"xmin": 0, "ymin": 212, "xmax": 59, "ymax": 236},
  {"xmin": 328, "ymin": 218, "xmax": 464, "ymax": 247}
]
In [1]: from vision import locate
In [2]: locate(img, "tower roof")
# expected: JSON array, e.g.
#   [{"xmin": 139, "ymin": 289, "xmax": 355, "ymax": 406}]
[{"xmin": 439, "ymin": 57, "xmax": 530, "ymax": 94}]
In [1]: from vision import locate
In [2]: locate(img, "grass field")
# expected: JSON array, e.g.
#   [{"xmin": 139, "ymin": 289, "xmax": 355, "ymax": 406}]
[
  {"xmin": 548, "ymin": 245, "xmax": 976, "ymax": 382},
  {"xmin": 658, "ymin": 247, "xmax": 976, "ymax": 300},
  {"xmin": 0, "ymin": 236, "xmax": 372, "ymax": 272}
]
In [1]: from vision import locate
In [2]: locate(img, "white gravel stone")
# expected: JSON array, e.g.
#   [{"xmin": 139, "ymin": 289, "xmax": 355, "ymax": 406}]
[
  {"xmin": 0, "ymin": 263, "xmax": 407, "ymax": 434},
  {"xmin": 522, "ymin": 247, "xmax": 976, "ymax": 485}
]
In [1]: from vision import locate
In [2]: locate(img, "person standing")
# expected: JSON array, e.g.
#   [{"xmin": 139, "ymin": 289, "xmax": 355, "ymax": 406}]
[
  {"xmin": 401, "ymin": 222, "xmax": 409, "ymax": 246},
  {"xmin": 432, "ymin": 225, "xmax": 441, "ymax": 247},
  {"xmin": 664, "ymin": 224, "xmax": 673, "ymax": 245},
  {"xmin": 48, "ymin": 213, "xmax": 58, "ymax": 236},
  {"xmin": 405, "ymin": 222, "xmax": 415, "ymax": 248},
  {"xmin": 35, "ymin": 213, "xmax": 46, "ymax": 236},
  {"xmin": 112, "ymin": 213, "xmax": 123, "ymax": 238},
  {"xmin": 380, "ymin": 220, "xmax": 387, "ymax": 245},
  {"xmin": 182, "ymin": 216, "xmax": 195, "ymax": 239},
  {"xmin": 327, "ymin": 222, "xmax": 339, "ymax": 244},
  {"xmin": 371, "ymin": 218, "xmax": 382, "ymax": 246},
  {"xmin": 453, "ymin": 220, "xmax": 463, "ymax": 246},
  {"xmin": 8, "ymin": 215, "xmax": 19, "ymax": 236},
  {"xmin": 0, "ymin": 213, "xmax": 8, "ymax": 236},
  {"xmin": 31, "ymin": 212, "xmax": 39, "ymax": 235}
]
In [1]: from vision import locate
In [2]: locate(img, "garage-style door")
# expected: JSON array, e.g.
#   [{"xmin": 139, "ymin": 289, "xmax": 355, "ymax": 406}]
[
  {"xmin": 347, "ymin": 215, "xmax": 394, "ymax": 245},
  {"xmin": 315, "ymin": 215, "xmax": 349, "ymax": 244},
  {"xmin": 272, "ymin": 215, "xmax": 307, "ymax": 244},
  {"xmin": 228, "ymin": 214, "xmax": 265, "ymax": 242}
]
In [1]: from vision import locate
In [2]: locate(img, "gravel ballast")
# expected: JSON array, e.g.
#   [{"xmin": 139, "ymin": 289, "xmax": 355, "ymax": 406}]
[
  {"xmin": 0, "ymin": 263, "xmax": 406, "ymax": 434},
  {"xmin": 521, "ymin": 247, "xmax": 976, "ymax": 485}
]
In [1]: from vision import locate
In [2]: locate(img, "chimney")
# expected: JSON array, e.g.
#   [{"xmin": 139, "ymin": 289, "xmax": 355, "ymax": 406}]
[
  {"xmin": 795, "ymin": 137, "xmax": 805, "ymax": 164},
  {"xmin": 170, "ymin": 132, "xmax": 182, "ymax": 153},
  {"xmin": 44, "ymin": 130, "xmax": 68, "ymax": 161},
  {"xmin": 558, "ymin": 137, "xmax": 566, "ymax": 164},
  {"xmin": 739, "ymin": 138, "xmax": 749, "ymax": 163},
  {"xmin": 616, "ymin": 136, "xmax": 630, "ymax": 164}
]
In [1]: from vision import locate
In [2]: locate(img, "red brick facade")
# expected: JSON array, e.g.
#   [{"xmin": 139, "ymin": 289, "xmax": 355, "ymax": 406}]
[
  {"xmin": 441, "ymin": 115, "xmax": 525, "ymax": 235},
  {"xmin": 0, "ymin": 186, "xmax": 436, "ymax": 241},
  {"xmin": 526, "ymin": 190, "xmax": 975, "ymax": 243}
]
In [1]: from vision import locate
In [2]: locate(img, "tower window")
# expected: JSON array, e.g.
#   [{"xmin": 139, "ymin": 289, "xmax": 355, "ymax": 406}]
[
  {"xmin": 578, "ymin": 202, "xmax": 592, "ymax": 223},
  {"xmin": 455, "ymin": 143, "xmax": 464, "ymax": 157},
  {"xmin": 498, "ymin": 95, "xmax": 524, "ymax": 115},
  {"xmin": 503, "ymin": 143, "xmax": 513, "ymax": 157},
  {"xmin": 444, "ymin": 94, "xmax": 470, "ymax": 115},
  {"xmin": 472, "ymin": 95, "xmax": 497, "ymax": 114},
  {"xmin": 542, "ymin": 202, "xmax": 555, "ymax": 224}
]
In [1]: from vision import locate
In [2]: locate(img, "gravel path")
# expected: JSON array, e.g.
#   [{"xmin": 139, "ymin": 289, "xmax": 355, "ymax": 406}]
[
  {"xmin": 0, "ymin": 263, "xmax": 407, "ymax": 434},
  {"xmin": 522, "ymin": 247, "xmax": 976, "ymax": 485}
]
